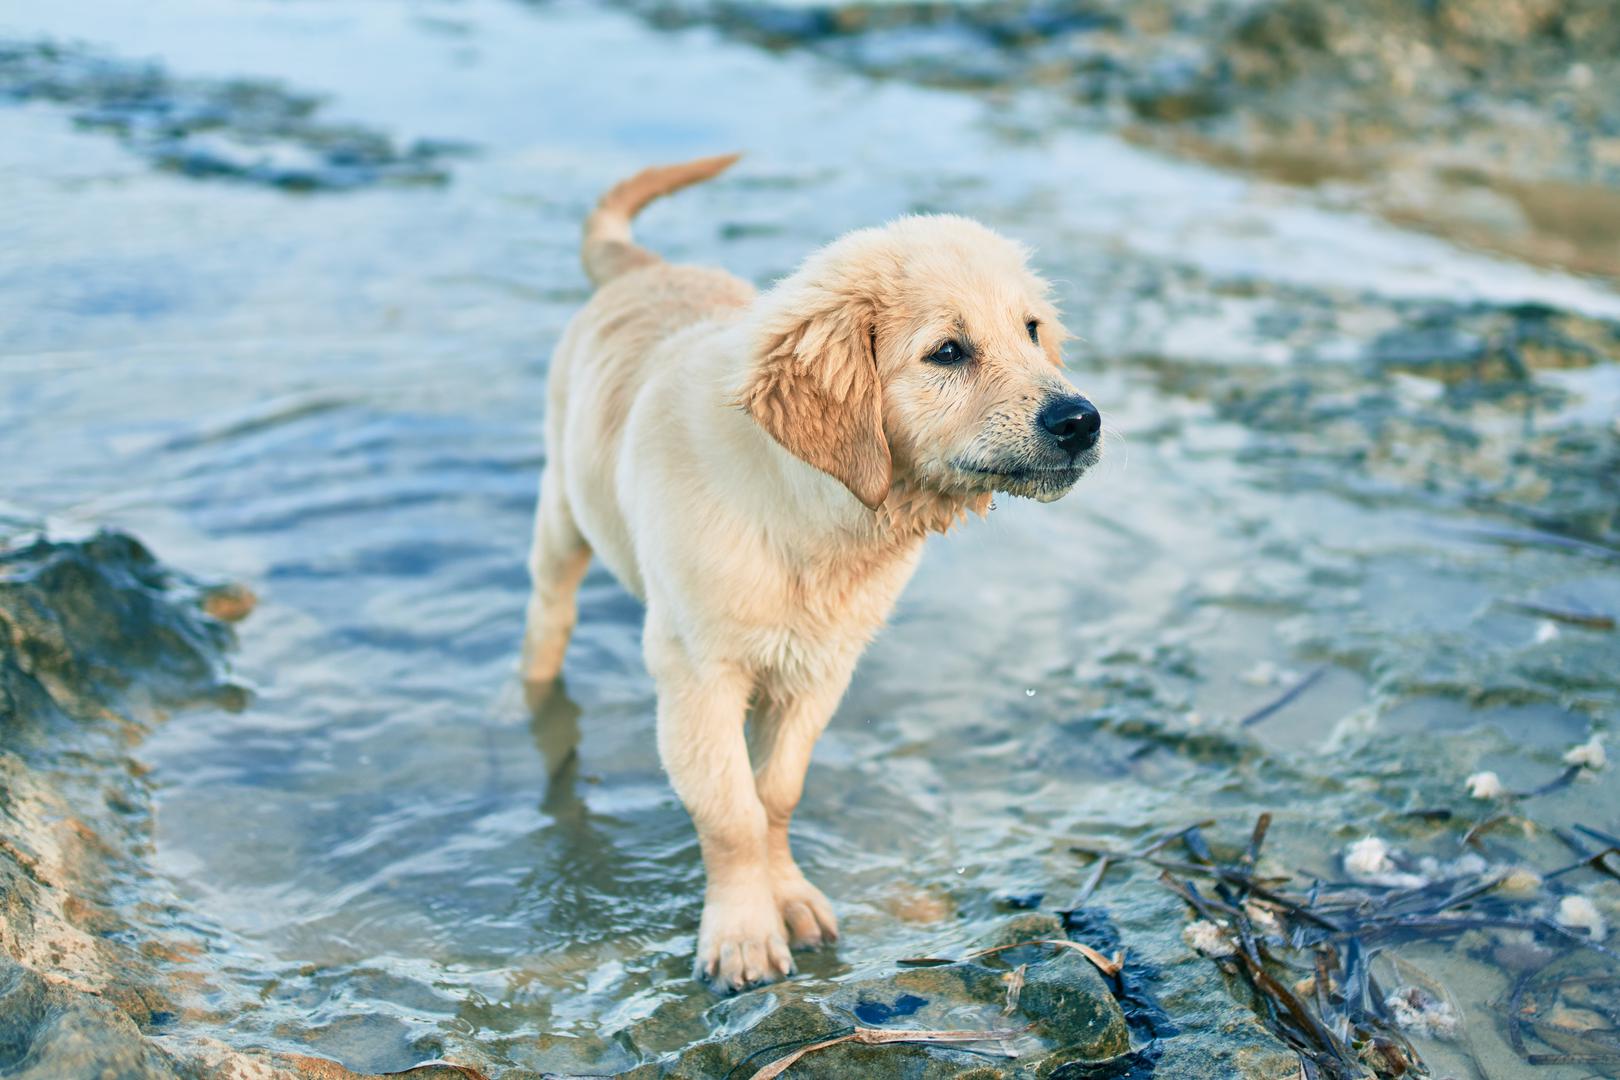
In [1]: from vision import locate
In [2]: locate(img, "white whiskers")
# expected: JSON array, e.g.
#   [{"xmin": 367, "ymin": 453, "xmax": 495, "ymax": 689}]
[{"xmin": 1100, "ymin": 423, "xmax": 1129, "ymax": 477}]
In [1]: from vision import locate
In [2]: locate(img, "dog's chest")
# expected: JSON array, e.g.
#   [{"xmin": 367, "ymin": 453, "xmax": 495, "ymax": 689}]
[{"xmin": 731, "ymin": 540, "xmax": 922, "ymax": 682}]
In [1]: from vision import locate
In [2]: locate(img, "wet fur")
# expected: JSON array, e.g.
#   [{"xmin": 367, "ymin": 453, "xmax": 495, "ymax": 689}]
[{"xmin": 522, "ymin": 155, "xmax": 1096, "ymax": 991}]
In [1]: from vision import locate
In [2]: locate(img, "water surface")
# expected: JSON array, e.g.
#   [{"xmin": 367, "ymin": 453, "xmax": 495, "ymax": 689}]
[{"xmin": 3, "ymin": 0, "xmax": 1617, "ymax": 1074}]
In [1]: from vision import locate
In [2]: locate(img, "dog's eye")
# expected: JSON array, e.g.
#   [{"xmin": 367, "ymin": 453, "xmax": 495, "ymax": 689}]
[
  {"xmin": 925, "ymin": 340, "xmax": 966, "ymax": 365},
  {"xmin": 1026, "ymin": 320, "xmax": 1040, "ymax": 344}
]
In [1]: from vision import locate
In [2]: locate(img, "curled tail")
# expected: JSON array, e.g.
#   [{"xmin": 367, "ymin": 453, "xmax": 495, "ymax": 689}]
[{"xmin": 581, "ymin": 153, "xmax": 742, "ymax": 287}]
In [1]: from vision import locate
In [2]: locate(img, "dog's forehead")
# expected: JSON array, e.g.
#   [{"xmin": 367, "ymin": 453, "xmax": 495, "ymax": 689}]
[
  {"xmin": 887, "ymin": 219, "xmax": 1030, "ymax": 275},
  {"xmin": 899, "ymin": 267, "xmax": 1043, "ymax": 330},
  {"xmin": 886, "ymin": 237, "xmax": 1042, "ymax": 314}
]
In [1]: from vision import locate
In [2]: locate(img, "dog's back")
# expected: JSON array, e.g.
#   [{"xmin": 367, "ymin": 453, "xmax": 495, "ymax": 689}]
[{"xmin": 542, "ymin": 156, "xmax": 754, "ymax": 598}]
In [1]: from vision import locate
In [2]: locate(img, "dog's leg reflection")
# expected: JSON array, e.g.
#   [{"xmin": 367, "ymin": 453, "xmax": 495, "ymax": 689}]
[
  {"xmin": 525, "ymin": 677, "xmax": 586, "ymax": 823},
  {"xmin": 749, "ymin": 667, "xmax": 849, "ymax": 951}
]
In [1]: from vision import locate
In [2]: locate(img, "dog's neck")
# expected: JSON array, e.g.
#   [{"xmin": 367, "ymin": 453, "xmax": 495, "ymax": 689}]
[
  {"xmin": 725, "ymin": 382, "xmax": 990, "ymax": 556},
  {"xmin": 875, "ymin": 481, "xmax": 991, "ymax": 542},
  {"xmin": 761, "ymin": 451, "xmax": 989, "ymax": 573}
]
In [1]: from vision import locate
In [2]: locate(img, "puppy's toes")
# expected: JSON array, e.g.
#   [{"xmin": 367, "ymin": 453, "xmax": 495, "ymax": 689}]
[
  {"xmin": 694, "ymin": 889, "xmax": 794, "ymax": 993},
  {"xmin": 807, "ymin": 891, "xmax": 838, "ymax": 943},
  {"xmin": 702, "ymin": 938, "xmax": 792, "ymax": 993},
  {"xmin": 766, "ymin": 932, "xmax": 794, "ymax": 976},
  {"xmin": 774, "ymin": 874, "xmax": 838, "ymax": 949},
  {"xmin": 782, "ymin": 899, "xmax": 824, "ymax": 949}
]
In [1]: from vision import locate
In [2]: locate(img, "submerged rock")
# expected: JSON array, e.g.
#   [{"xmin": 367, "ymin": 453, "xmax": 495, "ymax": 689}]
[
  {"xmin": 1020, "ymin": 951, "xmax": 1128, "ymax": 1059},
  {"xmin": 0, "ymin": 40, "xmax": 467, "ymax": 191},
  {"xmin": 623, "ymin": 911, "xmax": 1131, "ymax": 1078}
]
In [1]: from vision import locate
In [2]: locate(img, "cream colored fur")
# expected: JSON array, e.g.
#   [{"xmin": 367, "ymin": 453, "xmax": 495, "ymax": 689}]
[{"xmin": 522, "ymin": 155, "xmax": 1099, "ymax": 991}]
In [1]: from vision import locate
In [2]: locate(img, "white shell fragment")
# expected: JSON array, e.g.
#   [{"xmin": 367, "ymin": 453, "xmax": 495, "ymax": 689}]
[
  {"xmin": 1345, "ymin": 836, "xmax": 1393, "ymax": 878},
  {"xmin": 1385, "ymin": 986, "xmax": 1459, "ymax": 1039},
  {"xmin": 1344, "ymin": 837, "xmax": 1429, "ymax": 889},
  {"xmin": 1556, "ymin": 895, "xmax": 1609, "ymax": 941},
  {"xmin": 1182, "ymin": 920, "xmax": 1236, "ymax": 957},
  {"xmin": 1564, "ymin": 735, "xmax": 1607, "ymax": 771}
]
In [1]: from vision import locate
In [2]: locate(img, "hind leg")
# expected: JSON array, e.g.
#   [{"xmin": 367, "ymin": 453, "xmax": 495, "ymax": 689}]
[{"xmin": 521, "ymin": 471, "xmax": 591, "ymax": 687}]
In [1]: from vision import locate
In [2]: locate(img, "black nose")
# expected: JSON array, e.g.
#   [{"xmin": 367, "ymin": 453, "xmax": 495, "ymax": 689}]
[{"xmin": 1038, "ymin": 395, "xmax": 1101, "ymax": 456}]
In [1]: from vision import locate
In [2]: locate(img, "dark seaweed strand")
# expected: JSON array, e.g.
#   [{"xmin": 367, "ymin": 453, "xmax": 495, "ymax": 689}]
[
  {"xmin": 1543, "ymin": 845, "xmax": 1620, "ymax": 884},
  {"xmin": 1069, "ymin": 854, "xmax": 1111, "ymax": 908},
  {"xmin": 1230, "ymin": 879, "xmax": 1369, "ymax": 1070},
  {"xmin": 1137, "ymin": 820, "xmax": 1218, "ymax": 858},
  {"xmin": 1576, "ymin": 823, "xmax": 1620, "ymax": 849},
  {"xmin": 1241, "ymin": 813, "xmax": 1272, "ymax": 869},
  {"xmin": 1156, "ymin": 817, "xmax": 1415, "ymax": 1077},
  {"xmin": 1513, "ymin": 764, "xmax": 1583, "ymax": 799},
  {"xmin": 1500, "ymin": 599, "xmax": 1617, "ymax": 630},
  {"xmin": 1501, "ymin": 965, "xmax": 1620, "ymax": 1067},
  {"xmin": 1070, "ymin": 841, "xmax": 1343, "ymax": 933},
  {"xmin": 1160, "ymin": 873, "xmax": 1356, "ymax": 1075},
  {"xmin": 1239, "ymin": 666, "xmax": 1328, "ymax": 727},
  {"xmin": 1463, "ymin": 812, "xmax": 1513, "ymax": 847}
]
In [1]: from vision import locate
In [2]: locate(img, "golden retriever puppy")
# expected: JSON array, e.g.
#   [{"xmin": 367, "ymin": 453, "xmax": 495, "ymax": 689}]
[{"xmin": 522, "ymin": 155, "xmax": 1102, "ymax": 991}]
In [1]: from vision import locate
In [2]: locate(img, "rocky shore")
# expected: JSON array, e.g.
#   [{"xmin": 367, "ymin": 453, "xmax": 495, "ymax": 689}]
[{"xmin": 630, "ymin": 0, "xmax": 1620, "ymax": 276}]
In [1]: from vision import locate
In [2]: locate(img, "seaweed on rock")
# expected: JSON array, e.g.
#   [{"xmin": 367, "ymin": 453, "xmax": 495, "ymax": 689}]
[{"xmin": 1074, "ymin": 814, "xmax": 1620, "ymax": 1078}]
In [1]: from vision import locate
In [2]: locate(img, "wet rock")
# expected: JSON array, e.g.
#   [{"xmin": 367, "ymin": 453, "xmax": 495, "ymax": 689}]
[
  {"xmin": 629, "ymin": 0, "xmax": 1620, "ymax": 273},
  {"xmin": 0, "ymin": 40, "xmax": 465, "ymax": 191},
  {"xmin": 834, "ymin": 27, "xmax": 1024, "ymax": 87},
  {"xmin": 0, "ymin": 957, "xmax": 181, "ymax": 1080},
  {"xmin": 1149, "ymin": 289, "xmax": 1620, "ymax": 551},
  {"xmin": 636, "ymin": 912, "xmax": 1131, "ymax": 1078},
  {"xmin": 0, "ymin": 529, "xmax": 283, "ymax": 1080},
  {"xmin": 1125, "ymin": 46, "xmax": 1227, "ymax": 121},
  {"xmin": 1365, "ymin": 325, "xmax": 1492, "ymax": 381},
  {"xmin": 995, "ymin": 890, "xmax": 1046, "ymax": 911},
  {"xmin": 1019, "ymin": 951, "xmax": 1130, "ymax": 1060},
  {"xmin": 0, "ymin": 530, "xmax": 241, "ymax": 720},
  {"xmin": 978, "ymin": 911, "xmax": 1066, "ymax": 948}
]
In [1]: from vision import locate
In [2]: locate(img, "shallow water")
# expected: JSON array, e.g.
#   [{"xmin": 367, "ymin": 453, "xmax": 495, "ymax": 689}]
[{"xmin": 3, "ymin": 0, "xmax": 1618, "ymax": 1075}]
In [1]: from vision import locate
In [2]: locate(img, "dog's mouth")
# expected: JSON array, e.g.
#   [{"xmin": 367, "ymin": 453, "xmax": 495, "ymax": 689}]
[{"xmin": 950, "ymin": 450, "xmax": 1097, "ymax": 502}]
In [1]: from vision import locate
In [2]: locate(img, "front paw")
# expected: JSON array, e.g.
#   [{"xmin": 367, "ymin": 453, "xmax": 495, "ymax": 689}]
[
  {"xmin": 771, "ymin": 865, "xmax": 838, "ymax": 950},
  {"xmin": 695, "ymin": 884, "xmax": 794, "ymax": 992}
]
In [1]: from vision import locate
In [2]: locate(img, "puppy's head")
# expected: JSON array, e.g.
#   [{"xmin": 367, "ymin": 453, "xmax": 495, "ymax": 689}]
[{"xmin": 742, "ymin": 215, "xmax": 1100, "ymax": 511}]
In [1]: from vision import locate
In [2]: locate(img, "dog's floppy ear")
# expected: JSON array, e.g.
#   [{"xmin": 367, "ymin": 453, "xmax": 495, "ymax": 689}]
[{"xmin": 742, "ymin": 287, "xmax": 892, "ymax": 510}]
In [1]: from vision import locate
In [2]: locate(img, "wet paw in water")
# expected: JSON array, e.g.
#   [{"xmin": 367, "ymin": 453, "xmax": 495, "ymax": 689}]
[{"xmin": 696, "ymin": 883, "xmax": 796, "ymax": 992}]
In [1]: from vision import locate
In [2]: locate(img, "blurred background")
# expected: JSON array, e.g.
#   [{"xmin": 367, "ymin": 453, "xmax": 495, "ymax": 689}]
[{"xmin": 1, "ymin": 1, "xmax": 1617, "ymax": 1077}]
